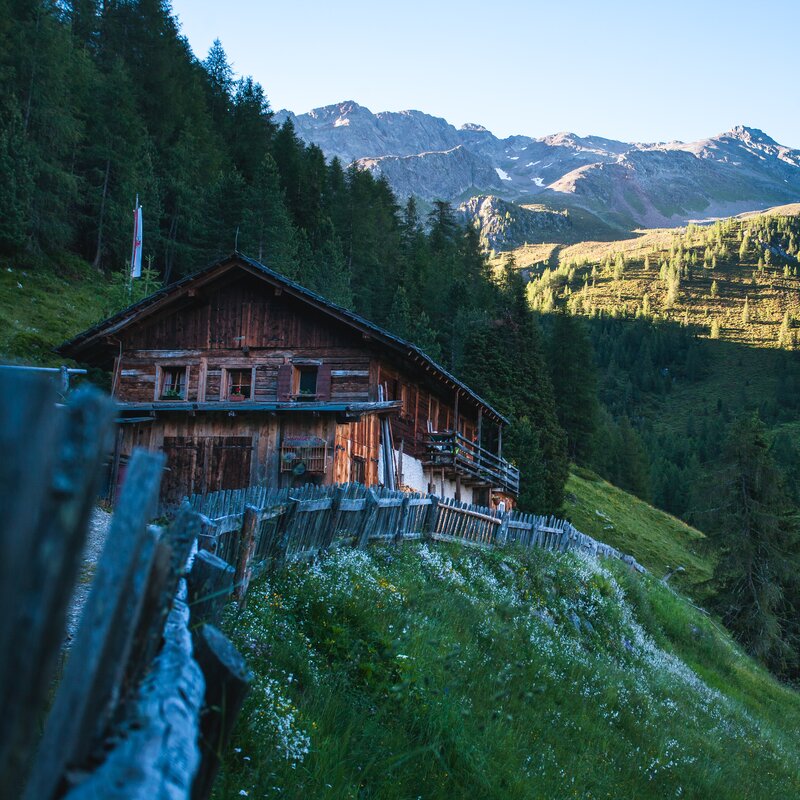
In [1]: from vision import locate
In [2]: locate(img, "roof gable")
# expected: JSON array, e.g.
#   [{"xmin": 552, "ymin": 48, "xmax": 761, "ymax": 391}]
[{"xmin": 59, "ymin": 253, "xmax": 509, "ymax": 424}]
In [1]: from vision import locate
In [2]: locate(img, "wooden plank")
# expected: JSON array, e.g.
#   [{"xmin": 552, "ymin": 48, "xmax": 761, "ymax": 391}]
[
  {"xmin": 0, "ymin": 379, "xmax": 116, "ymax": 799},
  {"xmin": 358, "ymin": 490, "xmax": 380, "ymax": 547},
  {"xmin": 296, "ymin": 497, "xmax": 334, "ymax": 513},
  {"xmin": 187, "ymin": 550, "xmax": 236, "ymax": 628},
  {"xmin": 324, "ymin": 486, "xmax": 346, "ymax": 548},
  {"xmin": 496, "ymin": 512, "xmax": 511, "ymax": 546},
  {"xmin": 191, "ymin": 626, "xmax": 252, "ymax": 800},
  {"xmin": 233, "ymin": 506, "xmax": 259, "ymax": 605},
  {"xmin": 375, "ymin": 496, "xmax": 403, "ymax": 509},
  {"xmin": 448, "ymin": 505, "xmax": 501, "ymax": 526},
  {"xmin": 24, "ymin": 449, "xmax": 165, "ymax": 800},
  {"xmin": 394, "ymin": 495, "xmax": 410, "ymax": 544},
  {"xmin": 407, "ymin": 497, "xmax": 432, "ymax": 508},
  {"xmin": 424, "ymin": 496, "xmax": 439, "ymax": 541},
  {"xmin": 339, "ymin": 498, "xmax": 367, "ymax": 512},
  {"xmin": 63, "ymin": 583, "xmax": 205, "ymax": 800}
]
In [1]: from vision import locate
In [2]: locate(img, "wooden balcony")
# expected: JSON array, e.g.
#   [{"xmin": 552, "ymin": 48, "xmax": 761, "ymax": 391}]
[{"xmin": 424, "ymin": 431, "xmax": 520, "ymax": 496}]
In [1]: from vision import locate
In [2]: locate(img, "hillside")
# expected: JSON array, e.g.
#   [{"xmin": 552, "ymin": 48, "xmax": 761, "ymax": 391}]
[
  {"xmin": 564, "ymin": 467, "xmax": 713, "ymax": 599},
  {"xmin": 277, "ymin": 103, "xmax": 800, "ymax": 228},
  {"xmin": 521, "ymin": 208, "xmax": 800, "ymax": 349},
  {"xmin": 213, "ymin": 536, "xmax": 800, "ymax": 800},
  {"xmin": 0, "ymin": 258, "xmax": 157, "ymax": 371}
]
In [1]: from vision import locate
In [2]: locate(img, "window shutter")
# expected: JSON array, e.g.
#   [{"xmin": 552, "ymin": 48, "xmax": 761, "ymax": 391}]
[
  {"xmin": 277, "ymin": 363, "xmax": 292, "ymax": 401},
  {"xmin": 317, "ymin": 363, "xmax": 332, "ymax": 400}
]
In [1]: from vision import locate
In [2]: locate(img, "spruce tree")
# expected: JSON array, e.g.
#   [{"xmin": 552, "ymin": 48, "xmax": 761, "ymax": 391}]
[
  {"xmin": 707, "ymin": 415, "xmax": 800, "ymax": 677},
  {"xmin": 547, "ymin": 312, "xmax": 598, "ymax": 464}
]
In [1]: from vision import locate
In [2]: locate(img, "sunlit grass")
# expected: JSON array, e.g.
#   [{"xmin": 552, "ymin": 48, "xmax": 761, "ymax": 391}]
[{"xmin": 214, "ymin": 542, "xmax": 800, "ymax": 800}]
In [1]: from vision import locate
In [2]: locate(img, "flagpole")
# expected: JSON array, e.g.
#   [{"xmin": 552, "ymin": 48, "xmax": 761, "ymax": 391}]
[{"xmin": 128, "ymin": 194, "xmax": 139, "ymax": 301}]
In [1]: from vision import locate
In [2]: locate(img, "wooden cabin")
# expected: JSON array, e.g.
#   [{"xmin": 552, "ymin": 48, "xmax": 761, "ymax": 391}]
[{"xmin": 60, "ymin": 254, "xmax": 519, "ymax": 506}]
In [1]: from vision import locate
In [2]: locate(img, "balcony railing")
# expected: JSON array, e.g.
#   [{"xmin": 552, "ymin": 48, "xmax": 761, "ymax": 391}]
[{"xmin": 424, "ymin": 431, "xmax": 520, "ymax": 496}]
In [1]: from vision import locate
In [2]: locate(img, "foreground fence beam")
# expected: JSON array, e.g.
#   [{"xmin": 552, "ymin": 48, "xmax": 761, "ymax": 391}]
[
  {"xmin": 64, "ymin": 583, "xmax": 205, "ymax": 800},
  {"xmin": 233, "ymin": 506, "xmax": 259, "ymax": 605},
  {"xmin": 0, "ymin": 377, "xmax": 116, "ymax": 800},
  {"xmin": 24, "ymin": 448, "xmax": 165, "ymax": 800},
  {"xmin": 191, "ymin": 625, "xmax": 252, "ymax": 800}
]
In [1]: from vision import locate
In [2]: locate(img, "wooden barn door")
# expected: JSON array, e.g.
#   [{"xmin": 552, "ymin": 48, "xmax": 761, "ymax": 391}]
[
  {"xmin": 161, "ymin": 436, "xmax": 204, "ymax": 505},
  {"xmin": 160, "ymin": 434, "xmax": 253, "ymax": 503},
  {"xmin": 206, "ymin": 436, "xmax": 253, "ymax": 493}
]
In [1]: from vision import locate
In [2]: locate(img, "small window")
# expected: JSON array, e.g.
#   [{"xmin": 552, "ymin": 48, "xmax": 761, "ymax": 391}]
[
  {"xmin": 295, "ymin": 366, "xmax": 318, "ymax": 398},
  {"xmin": 227, "ymin": 369, "xmax": 252, "ymax": 400},
  {"xmin": 351, "ymin": 456, "xmax": 366, "ymax": 484},
  {"xmin": 160, "ymin": 367, "xmax": 187, "ymax": 400}
]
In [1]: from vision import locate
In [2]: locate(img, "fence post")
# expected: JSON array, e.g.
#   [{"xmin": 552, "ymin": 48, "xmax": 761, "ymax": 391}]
[
  {"xmin": 424, "ymin": 495, "xmax": 439, "ymax": 541},
  {"xmin": 358, "ymin": 489, "xmax": 379, "ymax": 548},
  {"xmin": 124, "ymin": 505, "xmax": 200, "ymax": 693},
  {"xmin": 496, "ymin": 511, "xmax": 511, "ymax": 546},
  {"xmin": 394, "ymin": 495, "xmax": 410, "ymax": 545},
  {"xmin": 24, "ymin": 449, "xmax": 165, "ymax": 800},
  {"xmin": 324, "ymin": 485, "xmax": 346, "ymax": 550},
  {"xmin": 274, "ymin": 499, "xmax": 299, "ymax": 568},
  {"xmin": 233, "ymin": 506, "xmax": 259, "ymax": 606},
  {"xmin": 187, "ymin": 550, "xmax": 235, "ymax": 629},
  {"xmin": 0, "ymin": 380, "xmax": 116, "ymax": 799},
  {"xmin": 191, "ymin": 625, "xmax": 252, "ymax": 800}
]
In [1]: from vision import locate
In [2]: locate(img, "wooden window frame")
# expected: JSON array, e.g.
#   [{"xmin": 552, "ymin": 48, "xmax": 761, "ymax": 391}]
[
  {"xmin": 155, "ymin": 364, "xmax": 190, "ymax": 402},
  {"xmin": 220, "ymin": 366, "xmax": 256, "ymax": 401},
  {"xmin": 351, "ymin": 455, "xmax": 366, "ymax": 484},
  {"xmin": 292, "ymin": 364, "xmax": 319, "ymax": 399}
]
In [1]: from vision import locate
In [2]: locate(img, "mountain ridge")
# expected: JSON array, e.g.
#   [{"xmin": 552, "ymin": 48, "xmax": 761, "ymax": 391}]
[{"xmin": 275, "ymin": 103, "xmax": 800, "ymax": 229}]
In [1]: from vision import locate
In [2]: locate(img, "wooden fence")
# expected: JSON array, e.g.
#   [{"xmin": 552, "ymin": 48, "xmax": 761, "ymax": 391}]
[
  {"xmin": 0, "ymin": 372, "xmax": 250, "ymax": 800},
  {"xmin": 190, "ymin": 482, "xmax": 646, "ymax": 590},
  {"xmin": 1, "ymin": 371, "xmax": 644, "ymax": 800}
]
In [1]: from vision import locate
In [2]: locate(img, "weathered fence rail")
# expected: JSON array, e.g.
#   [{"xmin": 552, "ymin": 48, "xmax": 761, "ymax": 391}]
[
  {"xmin": 0, "ymin": 373, "xmax": 250, "ymax": 800},
  {"xmin": 190, "ymin": 482, "xmax": 646, "ymax": 583}
]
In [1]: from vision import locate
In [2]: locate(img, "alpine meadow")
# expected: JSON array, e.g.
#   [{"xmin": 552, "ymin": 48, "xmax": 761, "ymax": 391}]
[{"xmin": 1, "ymin": 2, "xmax": 800, "ymax": 799}]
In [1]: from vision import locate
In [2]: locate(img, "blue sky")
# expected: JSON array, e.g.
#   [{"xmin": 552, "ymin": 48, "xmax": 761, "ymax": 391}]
[{"xmin": 171, "ymin": 0, "xmax": 799, "ymax": 147}]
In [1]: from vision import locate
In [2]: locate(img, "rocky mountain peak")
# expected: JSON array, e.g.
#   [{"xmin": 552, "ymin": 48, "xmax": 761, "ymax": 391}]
[{"xmin": 726, "ymin": 124, "xmax": 777, "ymax": 145}]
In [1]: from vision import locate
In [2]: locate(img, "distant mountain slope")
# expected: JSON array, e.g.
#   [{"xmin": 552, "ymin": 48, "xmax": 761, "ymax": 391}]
[
  {"xmin": 523, "ymin": 208, "xmax": 800, "ymax": 349},
  {"xmin": 276, "ymin": 103, "xmax": 800, "ymax": 228}
]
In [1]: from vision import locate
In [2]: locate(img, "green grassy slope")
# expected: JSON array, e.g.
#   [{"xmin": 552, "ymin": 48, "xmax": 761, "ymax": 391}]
[
  {"xmin": 215, "ymin": 539, "xmax": 800, "ymax": 800},
  {"xmin": 0, "ymin": 256, "xmax": 150, "ymax": 367},
  {"xmin": 518, "ymin": 209, "xmax": 800, "ymax": 350},
  {"xmin": 565, "ymin": 467, "xmax": 713, "ymax": 599}
]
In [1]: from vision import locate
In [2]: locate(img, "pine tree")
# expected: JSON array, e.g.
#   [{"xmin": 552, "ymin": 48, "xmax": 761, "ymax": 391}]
[
  {"xmin": 778, "ymin": 310, "xmax": 792, "ymax": 350},
  {"xmin": 706, "ymin": 415, "xmax": 800, "ymax": 676},
  {"xmin": 547, "ymin": 312, "xmax": 598, "ymax": 464},
  {"xmin": 240, "ymin": 154, "xmax": 296, "ymax": 271}
]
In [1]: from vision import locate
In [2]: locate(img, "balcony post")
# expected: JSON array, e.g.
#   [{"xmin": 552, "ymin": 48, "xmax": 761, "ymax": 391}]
[{"xmin": 497, "ymin": 423, "xmax": 503, "ymax": 460}]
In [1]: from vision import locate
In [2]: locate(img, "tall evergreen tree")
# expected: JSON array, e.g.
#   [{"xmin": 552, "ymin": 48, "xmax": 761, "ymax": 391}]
[
  {"xmin": 547, "ymin": 312, "xmax": 598, "ymax": 464},
  {"xmin": 706, "ymin": 415, "xmax": 800, "ymax": 677}
]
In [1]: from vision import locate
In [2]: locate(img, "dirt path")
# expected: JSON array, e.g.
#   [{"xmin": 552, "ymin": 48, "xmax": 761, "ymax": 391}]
[{"xmin": 64, "ymin": 507, "xmax": 112, "ymax": 644}]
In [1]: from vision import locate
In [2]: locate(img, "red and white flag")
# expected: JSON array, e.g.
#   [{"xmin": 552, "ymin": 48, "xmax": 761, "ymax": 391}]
[{"xmin": 130, "ymin": 199, "xmax": 143, "ymax": 279}]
